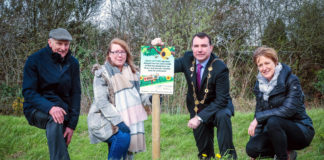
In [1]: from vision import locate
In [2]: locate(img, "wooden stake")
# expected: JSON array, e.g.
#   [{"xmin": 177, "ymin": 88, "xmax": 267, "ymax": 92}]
[{"xmin": 152, "ymin": 94, "xmax": 160, "ymax": 159}]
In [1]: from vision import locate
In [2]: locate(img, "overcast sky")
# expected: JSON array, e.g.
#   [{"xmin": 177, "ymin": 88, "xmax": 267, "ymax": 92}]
[{"xmin": 91, "ymin": 0, "xmax": 111, "ymax": 29}]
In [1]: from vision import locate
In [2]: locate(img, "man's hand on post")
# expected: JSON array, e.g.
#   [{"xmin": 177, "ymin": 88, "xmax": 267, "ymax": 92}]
[
  {"xmin": 64, "ymin": 127, "xmax": 74, "ymax": 146},
  {"xmin": 151, "ymin": 38, "xmax": 164, "ymax": 46},
  {"xmin": 49, "ymin": 106, "xmax": 66, "ymax": 124},
  {"xmin": 187, "ymin": 116, "xmax": 201, "ymax": 129}
]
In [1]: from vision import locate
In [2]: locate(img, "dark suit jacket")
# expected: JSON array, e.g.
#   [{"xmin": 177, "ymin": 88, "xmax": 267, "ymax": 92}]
[{"xmin": 175, "ymin": 51, "xmax": 234, "ymax": 122}]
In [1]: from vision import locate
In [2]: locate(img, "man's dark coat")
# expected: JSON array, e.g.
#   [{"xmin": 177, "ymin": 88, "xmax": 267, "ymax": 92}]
[{"xmin": 22, "ymin": 45, "xmax": 81, "ymax": 130}]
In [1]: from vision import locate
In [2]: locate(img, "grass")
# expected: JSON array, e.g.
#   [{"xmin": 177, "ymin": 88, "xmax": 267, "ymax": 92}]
[{"xmin": 0, "ymin": 109, "xmax": 323, "ymax": 160}]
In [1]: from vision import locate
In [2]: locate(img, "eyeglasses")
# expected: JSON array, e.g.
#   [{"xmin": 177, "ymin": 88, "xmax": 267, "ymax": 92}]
[{"xmin": 110, "ymin": 50, "xmax": 127, "ymax": 55}]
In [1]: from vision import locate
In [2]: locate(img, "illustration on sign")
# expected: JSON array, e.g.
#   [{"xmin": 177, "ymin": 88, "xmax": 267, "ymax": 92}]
[{"xmin": 140, "ymin": 46, "xmax": 175, "ymax": 94}]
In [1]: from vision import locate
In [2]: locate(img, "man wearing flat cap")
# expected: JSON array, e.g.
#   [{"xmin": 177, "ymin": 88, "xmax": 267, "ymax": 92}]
[{"xmin": 22, "ymin": 28, "xmax": 81, "ymax": 160}]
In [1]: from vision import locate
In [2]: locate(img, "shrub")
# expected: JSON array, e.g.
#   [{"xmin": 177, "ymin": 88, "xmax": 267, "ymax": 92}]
[{"xmin": 314, "ymin": 69, "xmax": 324, "ymax": 94}]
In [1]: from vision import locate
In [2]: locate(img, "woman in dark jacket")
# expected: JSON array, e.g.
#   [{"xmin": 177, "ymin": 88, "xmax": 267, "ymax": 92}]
[{"xmin": 246, "ymin": 46, "xmax": 315, "ymax": 160}]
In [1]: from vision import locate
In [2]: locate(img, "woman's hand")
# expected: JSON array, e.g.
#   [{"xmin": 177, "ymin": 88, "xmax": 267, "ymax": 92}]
[
  {"xmin": 248, "ymin": 118, "xmax": 258, "ymax": 136},
  {"xmin": 151, "ymin": 38, "xmax": 164, "ymax": 46},
  {"xmin": 117, "ymin": 122, "xmax": 130, "ymax": 133}
]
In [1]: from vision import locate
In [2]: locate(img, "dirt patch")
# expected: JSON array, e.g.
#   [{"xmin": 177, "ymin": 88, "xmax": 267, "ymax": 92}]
[{"xmin": 10, "ymin": 151, "xmax": 25, "ymax": 159}]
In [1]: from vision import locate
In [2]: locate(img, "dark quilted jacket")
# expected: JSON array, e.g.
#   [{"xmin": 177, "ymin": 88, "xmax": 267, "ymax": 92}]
[{"xmin": 254, "ymin": 63, "xmax": 314, "ymax": 141}]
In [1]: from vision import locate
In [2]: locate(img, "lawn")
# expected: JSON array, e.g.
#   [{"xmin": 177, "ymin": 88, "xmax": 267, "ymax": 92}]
[{"xmin": 0, "ymin": 109, "xmax": 323, "ymax": 160}]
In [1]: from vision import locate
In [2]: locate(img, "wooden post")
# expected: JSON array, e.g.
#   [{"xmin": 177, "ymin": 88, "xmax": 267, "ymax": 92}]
[{"xmin": 152, "ymin": 94, "xmax": 160, "ymax": 159}]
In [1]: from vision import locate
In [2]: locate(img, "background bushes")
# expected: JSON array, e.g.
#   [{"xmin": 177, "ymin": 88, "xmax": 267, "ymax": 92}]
[{"xmin": 0, "ymin": 0, "xmax": 323, "ymax": 115}]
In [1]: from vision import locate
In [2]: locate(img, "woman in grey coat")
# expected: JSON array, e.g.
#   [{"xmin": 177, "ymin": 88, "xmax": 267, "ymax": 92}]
[{"xmin": 88, "ymin": 38, "xmax": 151, "ymax": 160}]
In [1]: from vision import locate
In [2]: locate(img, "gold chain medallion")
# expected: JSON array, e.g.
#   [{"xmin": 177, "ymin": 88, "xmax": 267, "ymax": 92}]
[{"xmin": 190, "ymin": 58, "xmax": 217, "ymax": 114}]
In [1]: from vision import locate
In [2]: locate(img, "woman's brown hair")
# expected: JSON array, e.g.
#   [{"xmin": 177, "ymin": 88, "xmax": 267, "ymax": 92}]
[
  {"xmin": 106, "ymin": 38, "xmax": 137, "ymax": 73},
  {"xmin": 253, "ymin": 46, "xmax": 278, "ymax": 65}
]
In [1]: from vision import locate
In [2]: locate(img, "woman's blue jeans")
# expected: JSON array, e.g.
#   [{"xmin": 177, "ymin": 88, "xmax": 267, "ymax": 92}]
[{"xmin": 106, "ymin": 131, "xmax": 131, "ymax": 160}]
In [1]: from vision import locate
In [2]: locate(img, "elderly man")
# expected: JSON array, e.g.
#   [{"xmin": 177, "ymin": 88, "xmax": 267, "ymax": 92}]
[{"xmin": 22, "ymin": 28, "xmax": 81, "ymax": 160}]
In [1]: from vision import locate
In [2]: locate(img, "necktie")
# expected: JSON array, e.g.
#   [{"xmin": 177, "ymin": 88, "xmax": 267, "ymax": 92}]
[{"xmin": 196, "ymin": 63, "xmax": 203, "ymax": 90}]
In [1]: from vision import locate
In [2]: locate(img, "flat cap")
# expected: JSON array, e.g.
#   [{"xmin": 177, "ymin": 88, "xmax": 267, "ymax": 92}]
[{"xmin": 49, "ymin": 28, "xmax": 72, "ymax": 41}]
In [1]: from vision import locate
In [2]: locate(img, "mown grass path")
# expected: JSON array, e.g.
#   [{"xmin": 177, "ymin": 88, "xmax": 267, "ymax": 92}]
[{"xmin": 1, "ymin": 109, "xmax": 323, "ymax": 160}]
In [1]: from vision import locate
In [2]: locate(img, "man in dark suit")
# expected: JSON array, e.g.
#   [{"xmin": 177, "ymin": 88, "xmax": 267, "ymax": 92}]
[{"xmin": 152, "ymin": 32, "xmax": 237, "ymax": 159}]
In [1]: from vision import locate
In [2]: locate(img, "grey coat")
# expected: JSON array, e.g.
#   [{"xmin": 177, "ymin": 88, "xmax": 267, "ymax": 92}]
[
  {"xmin": 87, "ymin": 65, "xmax": 123, "ymax": 144},
  {"xmin": 88, "ymin": 63, "xmax": 151, "ymax": 144}
]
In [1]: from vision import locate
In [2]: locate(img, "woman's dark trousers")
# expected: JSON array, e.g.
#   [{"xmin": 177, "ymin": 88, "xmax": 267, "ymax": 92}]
[{"xmin": 246, "ymin": 116, "xmax": 314, "ymax": 160}]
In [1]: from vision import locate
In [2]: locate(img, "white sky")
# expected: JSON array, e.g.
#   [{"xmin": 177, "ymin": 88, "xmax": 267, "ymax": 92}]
[{"xmin": 92, "ymin": 0, "xmax": 111, "ymax": 29}]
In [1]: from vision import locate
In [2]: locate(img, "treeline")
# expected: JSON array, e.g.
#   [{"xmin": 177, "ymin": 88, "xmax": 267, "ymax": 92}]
[{"xmin": 0, "ymin": 0, "xmax": 323, "ymax": 115}]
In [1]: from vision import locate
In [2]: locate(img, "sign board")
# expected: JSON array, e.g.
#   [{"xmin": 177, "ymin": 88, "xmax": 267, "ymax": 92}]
[{"xmin": 140, "ymin": 46, "xmax": 175, "ymax": 94}]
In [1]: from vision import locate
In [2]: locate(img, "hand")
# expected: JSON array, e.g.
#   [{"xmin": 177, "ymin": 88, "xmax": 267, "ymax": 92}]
[
  {"xmin": 151, "ymin": 38, "xmax": 164, "ymax": 46},
  {"xmin": 248, "ymin": 118, "xmax": 258, "ymax": 136},
  {"xmin": 49, "ymin": 106, "xmax": 66, "ymax": 124},
  {"xmin": 117, "ymin": 122, "xmax": 130, "ymax": 133},
  {"xmin": 187, "ymin": 116, "xmax": 201, "ymax": 129},
  {"xmin": 64, "ymin": 127, "xmax": 74, "ymax": 146}
]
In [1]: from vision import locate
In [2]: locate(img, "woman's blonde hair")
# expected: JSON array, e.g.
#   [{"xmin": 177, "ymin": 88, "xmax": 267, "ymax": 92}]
[
  {"xmin": 106, "ymin": 38, "xmax": 137, "ymax": 73},
  {"xmin": 253, "ymin": 46, "xmax": 278, "ymax": 65}
]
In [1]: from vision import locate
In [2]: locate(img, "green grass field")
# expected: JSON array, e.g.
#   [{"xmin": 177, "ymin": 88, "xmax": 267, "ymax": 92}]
[{"xmin": 0, "ymin": 109, "xmax": 323, "ymax": 160}]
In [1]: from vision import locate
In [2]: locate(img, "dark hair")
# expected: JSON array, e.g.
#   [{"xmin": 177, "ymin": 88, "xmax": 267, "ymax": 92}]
[{"xmin": 191, "ymin": 32, "xmax": 212, "ymax": 46}]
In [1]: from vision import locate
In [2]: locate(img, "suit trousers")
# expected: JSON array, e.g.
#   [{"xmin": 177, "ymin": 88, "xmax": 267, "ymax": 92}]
[
  {"xmin": 246, "ymin": 116, "xmax": 314, "ymax": 160},
  {"xmin": 193, "ymin": 108, "xmax": 237, "ymax": 159},
  {"xmin": 30, "ymin": 110, "xmax": 70, "ymax": 160}
]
